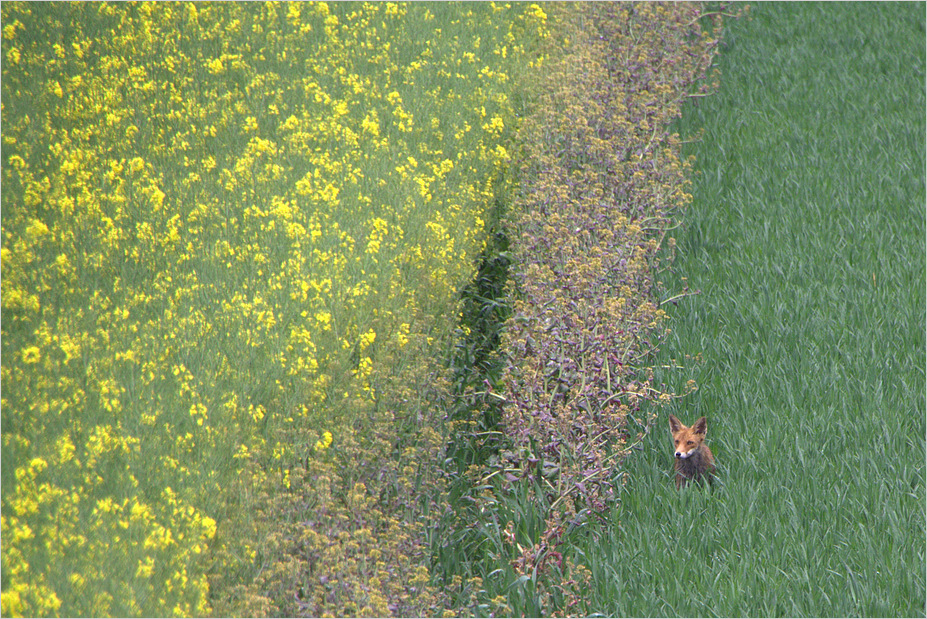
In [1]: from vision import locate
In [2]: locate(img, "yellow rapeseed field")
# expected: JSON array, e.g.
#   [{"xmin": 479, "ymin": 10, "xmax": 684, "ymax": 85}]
[{"xmin": 0, "ymin": 2, "xmax": 547, "ymax": 615}]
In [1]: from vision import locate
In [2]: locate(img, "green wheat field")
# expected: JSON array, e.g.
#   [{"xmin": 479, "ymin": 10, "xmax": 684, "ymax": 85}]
[{"xmin": 585, "ymin": 3, "xmax": 926, "ymax": 617}]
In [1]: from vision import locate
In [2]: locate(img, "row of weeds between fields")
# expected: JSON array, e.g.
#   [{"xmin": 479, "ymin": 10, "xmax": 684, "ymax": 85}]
[{"xmin": 437, "ymin": 3, "xmax": 725, "ymax": 614}]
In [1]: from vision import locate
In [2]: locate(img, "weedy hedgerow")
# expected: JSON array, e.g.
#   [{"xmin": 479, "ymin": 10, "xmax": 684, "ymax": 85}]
[
  {"xmin": 505, "ymin": 0, "xmax": 720, "ymax": 534},
  {"xmin": 437, "ymin": 3, "xmax": 724, "ymax": 613}
]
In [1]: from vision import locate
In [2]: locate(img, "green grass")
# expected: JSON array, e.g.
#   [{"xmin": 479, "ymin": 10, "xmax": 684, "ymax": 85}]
[{"xmin": 570, "ymin": 3, "xmax": 925, "ymax": 616}]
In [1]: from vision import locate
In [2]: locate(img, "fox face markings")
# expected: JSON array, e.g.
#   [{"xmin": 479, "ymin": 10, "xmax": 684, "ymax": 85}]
[{"xmin": 674, "ymin": 438, "xmax": 698, "ymax": 459}]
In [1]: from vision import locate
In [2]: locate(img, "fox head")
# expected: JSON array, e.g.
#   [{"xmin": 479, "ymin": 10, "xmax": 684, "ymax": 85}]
[{"xmin": 668, "ymin": 414, "xmax": 707, "ymax": 460}]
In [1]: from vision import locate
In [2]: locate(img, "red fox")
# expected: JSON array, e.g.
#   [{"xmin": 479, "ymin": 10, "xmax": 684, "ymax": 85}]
[{"xmin": 668, "ymin": 414, "xmax": 715, "ymax": 488}]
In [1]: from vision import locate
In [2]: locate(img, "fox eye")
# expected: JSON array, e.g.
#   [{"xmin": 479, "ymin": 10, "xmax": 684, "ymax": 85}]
[{"xmin": 687, "ymin": 440, "xmax": 694, "ymax": 446}]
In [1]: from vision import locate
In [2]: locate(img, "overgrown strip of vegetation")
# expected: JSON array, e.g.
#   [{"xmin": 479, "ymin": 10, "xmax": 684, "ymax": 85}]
[
  {"xmin": 502, "ymin": 2, "xmax": 719, "ymax": 516},
  {"xmin": 436, "ymin": 3, "xmax": 724, "ymax": 614}
]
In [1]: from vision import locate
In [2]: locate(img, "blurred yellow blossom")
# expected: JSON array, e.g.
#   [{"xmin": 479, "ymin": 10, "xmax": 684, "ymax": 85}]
[
  {"xmin": 21, "ymin": 346, "xmax": 41, "ymax": 364},
  {"xmin": 314, "ymin": 431, "xmax": 334, "ymax": 452}
]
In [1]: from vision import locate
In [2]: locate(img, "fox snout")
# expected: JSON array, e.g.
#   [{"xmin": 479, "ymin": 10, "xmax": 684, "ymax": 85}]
[{"xmin": 675, "ymin": 446, "xmax": 696, "ymax": 459}]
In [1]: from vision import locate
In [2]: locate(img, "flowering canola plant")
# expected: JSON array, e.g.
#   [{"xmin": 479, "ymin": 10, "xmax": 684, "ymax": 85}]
[{"xmin": 0, "ymin": 2, "xmax": 547, "ymax": 615}]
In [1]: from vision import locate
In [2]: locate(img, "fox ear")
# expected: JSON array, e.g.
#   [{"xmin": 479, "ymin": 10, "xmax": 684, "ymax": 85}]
[
  {"xmin": 668, "ymin": 414, "xmax": 681, "ymax": 433},
  {"xmin": 693, "ymin": 416, "xmax": 708, "ymax": 435}
]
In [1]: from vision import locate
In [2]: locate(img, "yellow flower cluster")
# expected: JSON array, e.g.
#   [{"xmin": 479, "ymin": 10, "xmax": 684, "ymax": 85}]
[
  {"xmin": 314, "ymin": 430, "xmax": 333, "ymax": 453},
  {"xmin": 1, "ymin": 2, "xmax": 543, "ymax": 616}
]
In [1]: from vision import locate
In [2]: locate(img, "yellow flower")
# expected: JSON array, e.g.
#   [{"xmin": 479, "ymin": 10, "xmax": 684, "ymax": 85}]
[
  {"xmin": 206, "ymin": 57, "xmax": 224, "ymax": 75},
  {"xmin": 361, "ymin": 112, "xmax": 380, "ymax": 137},
  {"xmin": 21, "ymin": 346, "xmax": 41, "ymax": 364},
  {"xmin": 200, "ymin": 515, "xmax": 216, "ymax": 540},
  {"xmin": 1, "ymin": 589, "xmax": 23, "ymax": 617},
  {"xmin": 314, "ymin": 430, "xmax": 333, "ymax": 452},
  {"xmin": 25, "ymin": 218, "xmax": 49, "ymax": 240},
  {"xmin": 55, "ymin": 434, "xmax": 76, "ymax": 464},
  {"xmin": 314, "ymin": 311, "xmax": 332, "ymax": 329},
  {"xmin": 135, "ymin": 556, "xmax": 155, "ymax": 579},
  {"xmin": 359, "ymin": 329, "xmax": 376, "ymax": 350}
]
